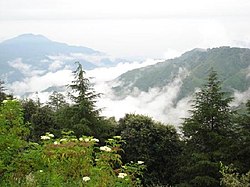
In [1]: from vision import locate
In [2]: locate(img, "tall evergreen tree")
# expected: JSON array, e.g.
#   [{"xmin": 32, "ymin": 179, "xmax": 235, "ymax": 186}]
[
  {"xmin": 177, "ymin": 70, "xmax": 234, "ymax": 186},
  {"xmin": 231, "ymin": 100, "xmax": 250, "ymax": 173},
  {"xmin": 67, "ymin": 62, "xmax": 101, "ymax": 137}
]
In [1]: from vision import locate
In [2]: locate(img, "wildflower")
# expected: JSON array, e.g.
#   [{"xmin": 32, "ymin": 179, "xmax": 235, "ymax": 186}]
[
  {"xmin": 2, "ymin": 100, "xmax": 8, "ymax": 104},
  {"xmin": 118, "ymin": 173, "xmax": 127, "ymax": 178},
  {"xmin": 71, "ymin": 138, "xmax": 78, "ymax": 142},
  {"xmin": 100, "ymin": 146, "xmax": 112, "ymax": 152},
  {"xmin": 108, "ymin": 138, "xmax": 114, "ymax": 141},
  {"xmin": 41, "ymin": 136, "xmax": 50, "ymax": 140},
  {"xmin": 91, "ymin": 138, "xmax": 99, "ymax": 143},
  {"xmin": 137, "ymin": 161, "xmax": 144, "ymax": 164},
  {"xmin": 113, "ymin": 136, "xmax": 122, "ymax": 139},
  {"xmin": 53, "ymin": 141, "xmax": 59, "ymax": 145},
  {"xmin": 82, "ymin": 176, "xmax": 90, "ymax": 182},
  {"xmin": 39, "ymin": 170, "xmax": 43, "ymax": 173},
  {"xmin": 47, "ymin": 133, "xmax": 54, "ymax": 138},
  {"xmin": 84, "ymin": 138, "xmax": 90, "ymax": 142},
  {"xmin": 26, "ymin": 173, "xmax": 35, "ymax": 183},
  {"xmin": 60, "ymin": 138, "xmax": 67, "ymax": 142},
  {"xmin": 79, "ymin": 137, "xmax": 83, "ymax": 141}
]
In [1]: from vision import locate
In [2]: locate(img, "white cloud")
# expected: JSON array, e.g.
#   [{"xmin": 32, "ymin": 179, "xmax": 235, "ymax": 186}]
[
  {"xmin": 6, "ymin": 57, "xmax": 250, "ymax": 127},
  {"xmin": 231, "ymin": 88, "xmax": 250, "ymax": 107},
  {"xmin": 94, "ymin": 67, "xmax": 192, "ymax": 126},
  {"xmin": 8, "ymin": 69, "xmax": 73, "ymax": 95},
  {"xmin": 86, "ymin": 59, "xmax": 161, "ymax": 85},
  {"xmin": 48, "ymin": 60, "xmax": 65, "ymax": 71},
  {"xmin": 8, "ymin": 58, "xmax": 45, "ymax": 76}
]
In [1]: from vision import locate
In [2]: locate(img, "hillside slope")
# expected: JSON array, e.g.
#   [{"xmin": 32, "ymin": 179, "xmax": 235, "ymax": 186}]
[{"xmin": 112, "ymin": 47, "xmax": 250, "ymax": 101}]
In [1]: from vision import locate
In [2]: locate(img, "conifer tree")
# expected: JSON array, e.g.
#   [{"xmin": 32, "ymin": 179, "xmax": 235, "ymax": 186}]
[
  {"xmin": 67, "ymin": 62, "xmax": 101, "ymax": 137},
  {"xmin": 177, "ymin": 69, "xmax": 234, "ymax": 186}
]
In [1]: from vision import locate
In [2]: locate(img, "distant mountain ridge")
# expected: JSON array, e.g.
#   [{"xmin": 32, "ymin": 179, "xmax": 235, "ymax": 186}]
[
  {"xmin": 112, "ymin": 47, "xmax": 250, "ymax": 101},
  {"xmin": 0, "ymin": 34, "xmax": 121, "ymax": 83}
]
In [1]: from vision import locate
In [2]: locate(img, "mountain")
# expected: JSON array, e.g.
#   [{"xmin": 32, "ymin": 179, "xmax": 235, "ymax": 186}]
[
  {"xmin": 0, "ymin": 34, "xmax": 120, "ymax": 82},
  {"xmin": 112, "ymin": 47, "xmax": 250, "ymax": 102}
]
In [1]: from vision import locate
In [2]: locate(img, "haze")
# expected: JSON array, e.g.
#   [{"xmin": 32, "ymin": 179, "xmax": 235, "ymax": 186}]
[{"xmin": 1, "ymin": 0, "xmax": 250, "ymax": 60}]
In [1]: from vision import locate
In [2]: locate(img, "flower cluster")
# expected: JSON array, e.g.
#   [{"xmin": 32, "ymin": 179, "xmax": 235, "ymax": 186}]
[
  {"xmin": 40, "ymin": 132, "xmax": 54, "ymax": 140},
  {"xmin": 82, "ymin": 176, "xmax": 90, "ymax": 182},
  {"xmin": 100, "ymin": 146, "xmax": 112, "ymax": 152},
  {"xmin": 79, "ymin": 137, "xmax": 99, "ymax": 143},
  {"xmin": 118, "ymin": 173, "xmax": 128, "ymax": 178}
]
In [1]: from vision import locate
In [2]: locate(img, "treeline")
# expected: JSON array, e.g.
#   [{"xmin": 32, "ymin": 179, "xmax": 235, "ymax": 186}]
[{"xmin": 0, "ymin": 63, "xmax": 249, "ymax": 186}]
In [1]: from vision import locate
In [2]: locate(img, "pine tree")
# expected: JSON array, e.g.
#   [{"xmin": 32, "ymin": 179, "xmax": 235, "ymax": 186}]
[
  {"xmin": 177, "ymin": 69, "xmax": 234, "ymax": 186},
  {"xmin": 67, "ymin": 62, "xmax": 101, "ymax": 137}
]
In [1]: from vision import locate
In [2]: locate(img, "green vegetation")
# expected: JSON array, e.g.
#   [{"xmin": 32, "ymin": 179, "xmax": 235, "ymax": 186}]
[
  {"xmin": 116, "ymin": 114, "xmax": 181, "ymax": 185},
  {"xmin": 113, "ymin": 47, "xmax": 250, "ymax": 101},
  {"xmin": 0, "ymin": 66, "xmax": 249, "ymax": 186},
  {"xmin": 0, "ymin": 101, "xmax": 145, "ymax": 186}
]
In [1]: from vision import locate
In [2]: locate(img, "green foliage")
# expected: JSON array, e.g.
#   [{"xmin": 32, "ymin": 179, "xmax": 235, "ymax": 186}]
[
  {"xmin": 178, "ymin": 70, "xmax": 235, "ymax": 186},
  {"xmin": 66, "ymin": 62, "xmax": 101, "ymax": 137},
  {"xmin": 47, "ymin": 91, "xmax": 67, "ymax": 111},
  {"xmin": 117, "ymin": 114, "xmax": 182, "ymax": 186},
  {"xmin": 229, "ymin": 100, "xmax": 250, "ymax": 173},
  {"xmin": 113, "ymin": 47, "xmax": 250, "ymax": 101},
  {"xmin": 30, "ymin": 105, "xmax": 58, "ymax": 142},
  {"xmin": 220, "ymin": 163, "xmax": 250, "ymax": 187},
  {"xmin": 21, "ymin": 98, "xmax": 39, "ymax": 124},
  {"xmin": 61, "ymin": 62, "xmax": 115, "ymax": 141},
  {"xmin": 1, "ymin": 132, "xmax": 145, "ymax": 186},
  {"xmin": 0, "ymin": 99, "xmax": 30, "ymax": 179}
]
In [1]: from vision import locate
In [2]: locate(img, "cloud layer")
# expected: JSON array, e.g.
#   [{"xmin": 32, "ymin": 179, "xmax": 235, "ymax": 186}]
[{"xmin": 7, "ymin": 58, "xmax": 250, "ymax": 127}]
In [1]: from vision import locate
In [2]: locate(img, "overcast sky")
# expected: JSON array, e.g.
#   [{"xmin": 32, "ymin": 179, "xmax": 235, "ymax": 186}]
[{"xmin": 1, "ymin": 0, "xmax": 250, "ymax": 59}]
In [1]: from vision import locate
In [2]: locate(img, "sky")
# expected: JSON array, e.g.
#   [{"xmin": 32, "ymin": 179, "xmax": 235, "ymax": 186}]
[{"xmin": 1, "ymin": 0, "xmax": 250, "ymax": 60}]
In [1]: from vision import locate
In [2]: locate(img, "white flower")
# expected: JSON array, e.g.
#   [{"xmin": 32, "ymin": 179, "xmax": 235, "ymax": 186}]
[
  {"xmin": 118, "ymin": 173, "xmax": 127, "ymax": 178},
  {"xmin": 39, "ymin": 170, "xmax": 43, "ymax": 173},
  {"xmin": 48, "ymin": 133, "xmax": 54, "ymax": 138},
  {"xmin": 60, "ymin": 138, "xmax": 67, "ymax": 142},
  {"xmin": 82, "ymin": 176, "xmax": 90, "ymax": 182},
  {"xmin": 79, "ymin": 137, "xmax": 83, "ymax": 141},
  {"xmin": 91, "ymin": 138, "xmax": 99, "ymax": 143},
  {"xmin": 2, "ymin": 100, "xmax": 8, "ymax": 104},
  {"xmin": 84, "ymin": 138, "xmax": 90, "ymax": 142},
  {"xmin": 100, "ymin": 146, "xmax": 112, "ymax": 152},
  {"xmin": 137, "ymin": 161, "xmax": 144, "ymax": 164},
  {"xmin": 71, "ymin": 138, "xmax": 78, "ymax": 142},
  {"xmin": 53, "ymin": 141, "xmax": 59, "ymax": 145},
  {"xmin": 41, "ymin": 136, "xmax": 50, "ymax": 140},
  {"xmin": 113, "ymin": 136, "xmax": 122, "ymax": 139}
]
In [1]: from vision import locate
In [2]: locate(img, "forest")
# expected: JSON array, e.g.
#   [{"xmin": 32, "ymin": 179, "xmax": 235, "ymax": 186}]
[{"xmin": 0, "ymin": 62, "xmax": 249, "ymax": 186}]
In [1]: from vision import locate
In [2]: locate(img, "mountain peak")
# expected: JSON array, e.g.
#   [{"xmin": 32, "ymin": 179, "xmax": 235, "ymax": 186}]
[{"xmin": 2, "ymin": 33, "xmax": 51, "ymax": 44}]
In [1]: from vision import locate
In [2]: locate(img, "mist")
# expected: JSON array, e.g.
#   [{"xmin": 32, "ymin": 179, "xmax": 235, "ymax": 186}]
[{"xmin": 7, "ymin": 56, "xmax": 249, "ymax": 127}]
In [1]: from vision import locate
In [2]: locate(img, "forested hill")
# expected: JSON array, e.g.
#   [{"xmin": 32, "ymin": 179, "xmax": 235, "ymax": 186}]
[{"xmin": 112, "ymin": 47, "xmax": 250, "ymax": 100}]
